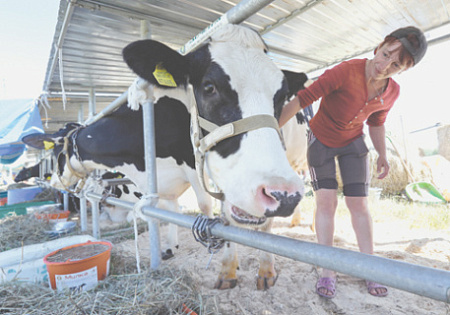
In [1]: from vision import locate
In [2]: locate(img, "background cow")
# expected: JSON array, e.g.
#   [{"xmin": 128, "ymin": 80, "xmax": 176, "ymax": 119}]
[
  {"xmin": 23, "ymin": 24, "xmax": 305, "ymax": 290},
  {"xmin": 281, "ymin": 79, "xmax": 313, "ymax": 227},
  {"xmin": 14, "ymin": 163, "xmax": 52, "ymax": 183}
]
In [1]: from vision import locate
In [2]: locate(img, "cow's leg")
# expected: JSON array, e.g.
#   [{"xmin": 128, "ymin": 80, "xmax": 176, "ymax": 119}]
[
  {"xmin": 290, "ymin": 204, "xmax": 302, "ymax": 227},
  {"xmin": 187, "ymin": 170, "xmax": 213, "ymax": 218},
  {"xmin": 257, "ymin": 251, "xmax": 277, "ymax": 290},
  {"xmin": 157, "ymin": 199, "xmax": 180, "ymax": 260},
  {"xmin": 214, "ymin": 241, "xmax": 239, "ymax": 290},
  {"xmin": 256, "ymin": 219, "xmax": 278, "ymax": 290}
]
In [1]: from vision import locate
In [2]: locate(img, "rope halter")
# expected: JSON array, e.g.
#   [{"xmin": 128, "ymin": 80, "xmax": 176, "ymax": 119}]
[
  {"xmin": 190, "ymin": 102, "xmax": 284, "ymax": 201},
  {"xmin": 55, "ymin": 127, "xmax": 88, "ymax": 195}
]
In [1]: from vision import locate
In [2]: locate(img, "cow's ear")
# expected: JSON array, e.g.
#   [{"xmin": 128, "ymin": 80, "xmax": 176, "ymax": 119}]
[
  {"xmin": 123, "ymin": 39, "xmax": 189, "ymax": 87},
  {"xmin": 282, "ymin": 70, "xmax": 308, "ymax": 98},
  {"xmin": 22, "ymin": 133, "xmax": 55, "ymax": 150}
]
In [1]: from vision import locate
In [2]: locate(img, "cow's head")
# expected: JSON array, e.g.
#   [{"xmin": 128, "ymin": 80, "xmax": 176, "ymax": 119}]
[
  {"xmin": 22, "ymin": 123, "xmax": 84, "ymax": 190},
  {"xmin": 14, "ymin": 164, "xmax": 39, "ymax": 182},
  {"xmin": 123, "ymin": 24, "xmax": 306, "ymax": 227}
]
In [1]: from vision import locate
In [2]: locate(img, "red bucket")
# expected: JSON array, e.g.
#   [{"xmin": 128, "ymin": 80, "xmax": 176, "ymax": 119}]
[{"xmin": 44, "ymin": 241, "xmax": 112, "ymax": 292}]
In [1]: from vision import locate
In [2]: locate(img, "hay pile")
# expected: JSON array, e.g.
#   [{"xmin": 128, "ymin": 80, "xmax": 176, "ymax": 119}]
[
  {"xmin": 0, "ymin": 213, "xmax": 217, "ymax": 314},
  {"xmin": 420, "ymin": 154, "xmax": 450, "ymax": 201},
  {"xmin": 437, "ymin": 124, "xmax": 450, "ymax": 161},
  {"xmin": 335, "ymin": 147, "xmax": 411, "ymax": 195},
  {"xmin": 0, "ymin": 213, "xmax": 58, "ymax": 252},
  {"xmin": 0, "ymin": 260, "xmax": 215, "ymax": 314},
  {"xmin": 369, "ymin": 147, "xmax": 410, "ymax": 195}
]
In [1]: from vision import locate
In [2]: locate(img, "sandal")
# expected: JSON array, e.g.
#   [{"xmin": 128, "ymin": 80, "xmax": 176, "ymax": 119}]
[
  {"xmin": 316, "ymin": 277, "xmax": 336, "ymax": 298},
  {"xmin": 366, "ymin": 281, "xmax": 388, "ymax": 297}
]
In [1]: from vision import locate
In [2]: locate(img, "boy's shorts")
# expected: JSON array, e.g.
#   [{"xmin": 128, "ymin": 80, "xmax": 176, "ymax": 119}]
[{"xmin": 307, "ymin": 132, "xmax": 370, "ymax": 197}]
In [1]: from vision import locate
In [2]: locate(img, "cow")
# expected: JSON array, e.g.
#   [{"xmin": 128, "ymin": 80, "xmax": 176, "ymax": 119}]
[
  {"xmin": 13, "ymin": 162, "xmax": 81, "ymax": 213},
  {"xmin": 23, "ymin": 24, "xmax": 306, "ymax": 290},
  {"xmin": 81, "ymin": 171, "xmax": 143, "ymax": 224},
  {"xmin": 281, "ymin": 113, "xmax": 309, "ymax": 227},
  {"xmin": 14, "ymin": 163, "xmax": 52, "ymax": 183}
]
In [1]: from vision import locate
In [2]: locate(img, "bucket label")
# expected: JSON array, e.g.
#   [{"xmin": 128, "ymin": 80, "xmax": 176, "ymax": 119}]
[{"xmin": 54, "ymin": 266, "xmax": 98, "ymax": 293}]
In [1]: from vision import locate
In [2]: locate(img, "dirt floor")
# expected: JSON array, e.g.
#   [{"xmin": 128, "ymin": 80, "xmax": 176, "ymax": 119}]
[{"xmin": 113, "ymin": 192, "xmax": 450, "ymax": 315}]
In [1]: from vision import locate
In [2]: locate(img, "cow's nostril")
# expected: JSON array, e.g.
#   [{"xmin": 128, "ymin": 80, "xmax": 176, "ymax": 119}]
[
  {"xmin": 257, "ymin": 186, "xmax": 279, "ymax": 210},
  {"xmin": 260, "ymin": 184, "xmax": 303, "ymax": 218}
]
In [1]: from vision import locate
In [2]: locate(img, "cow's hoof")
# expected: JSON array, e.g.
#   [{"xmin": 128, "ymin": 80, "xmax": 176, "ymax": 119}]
[
  {"xmin": 161, "ymin": 249, "xmax": 174, "ymax": 260},
  {"xmin": 256, "ymin": 274, "xmax": 278, "ymax": 290},
  {"xmin": 214, "ymin": 278, "xmax": 237, "ymax": 290},
  {"xmin": 290, "ymin": 212, "xmax": 301, "ymax": 227}
]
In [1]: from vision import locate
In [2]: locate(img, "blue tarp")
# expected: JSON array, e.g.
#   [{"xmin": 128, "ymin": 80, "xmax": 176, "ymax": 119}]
[{"xmin": 0, "ymin": 99, "xmax": 44, "ymax": 164}]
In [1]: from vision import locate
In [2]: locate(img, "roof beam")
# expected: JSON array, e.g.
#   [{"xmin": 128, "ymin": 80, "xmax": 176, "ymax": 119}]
[{"xmin": 260, "ymin": 0, "xmax": 326, "ymax": 35}]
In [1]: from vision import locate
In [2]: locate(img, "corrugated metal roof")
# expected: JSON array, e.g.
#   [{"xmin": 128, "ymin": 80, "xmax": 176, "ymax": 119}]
[{"xmin": 40, "ymin": 0, "xmax": 450, "ymax": 133}]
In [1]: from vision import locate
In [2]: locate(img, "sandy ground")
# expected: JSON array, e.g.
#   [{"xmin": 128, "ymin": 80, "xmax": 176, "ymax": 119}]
[{"xmin": 113, "ymin": 191, "xmax": 450, "ymax": 315}]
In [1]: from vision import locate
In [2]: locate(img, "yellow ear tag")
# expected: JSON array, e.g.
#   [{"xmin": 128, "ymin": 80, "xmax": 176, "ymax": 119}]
[
  {"xmin": 153, "ymin": 63, "xmax": 177, "ymax": 87},
  {"xmin": 43, "ymin": 141, "xmax": 54, "ymax": 150}
]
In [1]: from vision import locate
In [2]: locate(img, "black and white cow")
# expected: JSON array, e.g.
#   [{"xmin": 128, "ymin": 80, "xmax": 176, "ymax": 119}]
[
  {"xmin": 81, "ymin": 171, "xmax": 143, "ymax": 224},
  {"xmin": 23, "ymin": 24, "xmax": 306, "ymax": 290},
  {"xmin": 14, "ymin": 163, "xmax": 52, "ymax": 183}
]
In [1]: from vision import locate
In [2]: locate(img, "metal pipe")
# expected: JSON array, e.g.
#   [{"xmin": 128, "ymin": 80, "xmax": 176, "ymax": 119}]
[
  {"xmin": 139, "ymin": 19, "xmax": 162, "ymax": 269},
  {"xmin": 79, "ymin": 196, "xmax": 88, "ymax": 232},
  {"xmin": 146, "ymin": 208, "xmax": 450, "ymax": 303},
  {"xmin": 44, "ymin": 0, "xmax": 76, "ymax": 91},
  {"xmin": 88, "ymin": 88, "xmax": 96, "ymax": 119},
  {"xmin": 78, "ymin": 104, "xmax": 84, "ymax": 123},
  {"xmin": 83, "ymin": 90, "xmax": 129, "ymax": 125},
  {"xmin": 179, "ymin": 0, "xmax": 275, "ymax": 54},
  {"xmin": 428, "ymin": 32, "xmax": 450, "ymax": 46},
  {"xmin": 84, "ymin": 191, "xmax": 450, "ymax": 303},
  {"xmin": 88, "ymin": 86, "xmax": 100, "ymax": 238},
  {"xmin": 260, "ymin": 0, "xmax": 324, "ymax": 35},
  {"xmin": 91, "ymin": 199, "xmax": 100, "ymax": 239},
  {"xmin": 63, "ymin": 191, "xmax": 69, "ymax": 211},
  {"xmin": 142, "ymin": 98, "xmax": 161, "ymax": 269},
  {"xmin": 99, "ymin": 178, "xmax": 134, "ymax": 186}
]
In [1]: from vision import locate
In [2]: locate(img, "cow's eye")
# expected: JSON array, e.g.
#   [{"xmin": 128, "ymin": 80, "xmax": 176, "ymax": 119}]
[{"xmin": 204, "ymin": 83, "xmax": 216, "ymax": 95}]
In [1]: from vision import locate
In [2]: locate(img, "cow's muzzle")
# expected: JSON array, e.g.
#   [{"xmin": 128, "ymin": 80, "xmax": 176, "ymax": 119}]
[{"xmin": 264, "ymin": 191, "xmax": 302, "ymax": 218}]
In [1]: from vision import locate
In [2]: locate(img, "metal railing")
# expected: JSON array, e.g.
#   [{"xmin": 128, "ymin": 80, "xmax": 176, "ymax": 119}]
[{"xmin": 86, "ymin": 191, "xmax": 450, "ymax": 303}]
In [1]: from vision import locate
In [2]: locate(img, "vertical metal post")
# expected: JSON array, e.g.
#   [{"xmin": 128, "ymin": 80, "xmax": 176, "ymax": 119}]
[
  {"xmin": 38, "ymin": 151, "xmax": 44, "ymax": 179},
  {"xmin": 88, "ymin": 88, "xmax": 100, "ymax": 239},
  {"xmin": 77, "ymin": 102, "xmax": 88, "ymax": 232},
  {"xmin": 142, "ymin": 99, "xmax": 161, "ymax": 269},
  {"xmin": 78, "ymin": 104, "xmax": 84, "ymax": 123},
  {"xmin": 88, "ymin": 88, "xmax": 96, "ymax": 119},
  {"xmin": 63, "ymin": 191, "xmax": 69, "ymax": 211},
  {"xmin": 45, "ymin": 154, "xmax": 51, "ymax": 176},
  {"xmin": 89, "ymin": 170, "xmax": 101, "ymax": 239},
  {"xmin": 140, "ymin": 19, "xmax": 161, "ymax": 269},
  {"xmin": 80, "ymin": 196, "xmax": 88, "ymax": 232},
  {"xmin": 91, "ymin": 188, "xmax": 100, "ymax": 238}
]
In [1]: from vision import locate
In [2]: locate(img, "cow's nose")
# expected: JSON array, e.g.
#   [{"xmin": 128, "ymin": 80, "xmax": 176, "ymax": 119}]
[{"xmin": 257, "ymin": 183, "xmax": 303, "ymax": 218}]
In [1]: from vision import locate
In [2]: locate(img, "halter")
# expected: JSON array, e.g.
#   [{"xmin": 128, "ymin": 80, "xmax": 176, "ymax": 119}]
[
  {"xmin": 55, "ymin": 127, "xmax": 88, "ymax": 194},
  {"xmin": 190, "ymin": 101, "xmax": 284, "ymax": 201}
]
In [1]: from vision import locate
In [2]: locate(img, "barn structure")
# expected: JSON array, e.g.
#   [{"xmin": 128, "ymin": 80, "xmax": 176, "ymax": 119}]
[{"xmin": 40, "ymin": 0, "xmax": 450, "ymax": 134}]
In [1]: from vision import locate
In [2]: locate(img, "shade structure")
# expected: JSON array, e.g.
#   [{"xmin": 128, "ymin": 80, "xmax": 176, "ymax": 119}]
[{"xmin": 0, "ymin": 99, "xmax": 44, "ymax": 164}]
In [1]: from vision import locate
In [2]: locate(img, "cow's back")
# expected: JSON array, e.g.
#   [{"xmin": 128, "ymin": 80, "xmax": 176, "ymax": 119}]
[{"xmin": 76, "ymin": 98, "xmax": 194, "ymax": 172}]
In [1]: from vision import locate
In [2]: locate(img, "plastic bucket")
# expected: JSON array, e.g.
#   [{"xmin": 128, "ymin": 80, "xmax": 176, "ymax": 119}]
[
  {"xmin": 44, "ymin": 241, "xmax": 112, "ymax": 292},
  {"xmin": 34, "ymin": 210, "xmax": 70, "ymax": 223},
  {"xmin": 30, "ymin": 203, "xmax": 70, "ymax": 223},
  {"xmin": 7, "ymin": 186, "xmax": 43, "ymax": 205}
]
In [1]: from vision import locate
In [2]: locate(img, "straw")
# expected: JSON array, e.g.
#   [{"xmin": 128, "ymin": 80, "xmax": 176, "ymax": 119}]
[
  {"xmin": 0, "ymin": 254, "xmax": 218, "ymax": 314},
  {"xmin": 0, "ymin": 214, "xmax": 219, "ymax": 314}
]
